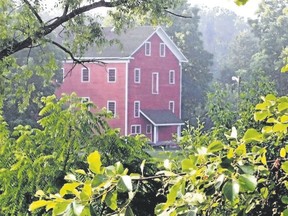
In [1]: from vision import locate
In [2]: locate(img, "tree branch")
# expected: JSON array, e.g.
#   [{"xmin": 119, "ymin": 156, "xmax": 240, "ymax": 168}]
[
  {"xmin": 0, "ymin": 0, "xmax": 119, "ymax": 61},
  {"xmin": 22, "ymin": 0, "xmax": 43, "ymax": 24},
  {"xmin": 165, "ymin": 9, "xmax": 193, "ymax": 19}
]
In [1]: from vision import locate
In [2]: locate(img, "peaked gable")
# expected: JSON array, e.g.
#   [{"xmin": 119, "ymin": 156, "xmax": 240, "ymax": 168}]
[{"xmin": 82, "ymin": 26, "xmax": 187, "ymax": 62}]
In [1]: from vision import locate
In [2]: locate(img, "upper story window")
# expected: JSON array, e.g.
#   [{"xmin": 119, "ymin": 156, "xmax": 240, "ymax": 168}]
[
  {"xmin": 169, "ymin": 101, "xmax": 175, "ymax": 113},
  {"xmin": 134, "ymin": 101, "xmax": 140, "ymax": 118},
  {"xmin": 152, "ymin": 72, "xmax": 159, "ymax": 94},
  {"xmin": 81, "ymin": 68, "xmax": 90, "ymax": 82},
  {"xmin": 169, "ymin": 70, "xmax": 175, "ymax": 84},
  {"xmin": 160, "ymin": 43, "xmax": 166, "ymax": 57},
  {"xmin": 134, "ymin": 68, "xmax": 141, "ymax": 83},
  {"xmin": 145, "ymin": 42, "xmax": 151, "ymax": 56},
  {"xmin": 131, "ymin": 125, "xmax": 141, "ymax": 134},
  {"xmin": 107, "ymin": 101, "xmax": 116, "ymax": 118},
  {"xmin": 108, "ymin": 68, "xmax": 116, "ymax": 83}
]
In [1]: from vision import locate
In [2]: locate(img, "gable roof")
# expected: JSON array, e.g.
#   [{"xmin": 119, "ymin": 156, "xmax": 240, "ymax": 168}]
[
  {"xmin": 140, "ymin": 109, "xmax": 184, "ymax": 126},
  {"xmin": 83, "ymin": 26, "xmax": 188, "ymax": 62}
]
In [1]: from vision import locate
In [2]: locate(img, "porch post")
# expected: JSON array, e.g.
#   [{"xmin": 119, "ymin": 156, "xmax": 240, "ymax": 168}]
[
  {"xmin": 153, "ymin": 126, "xmax": 158, "ymax": 143},
  {"xmin": 177, "ymin": 125, "xmax": 181, "ymax": 142}
]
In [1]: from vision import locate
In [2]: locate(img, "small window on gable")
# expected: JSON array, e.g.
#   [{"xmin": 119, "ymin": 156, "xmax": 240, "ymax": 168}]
[
  {"xmin": 145, "ymin": 42, "xmax": 151, "ymax": 56},
  {"xmin": 108, "ymin": 68, "xmax": 116, "ymax": 83},
  {"xmin": 160, "ymin": 43, "xmax": 166, "ymax": 57},
  {"xmin": 134, "ymin": 68, "xmax": 141, "ymax": 83},
  {"xmin": 169, "ymin": 70, "xmax": 175, "ymax": 84},
  {"xmin": 146, "ymin": 124, "xmax": 152, "ymax": 134},
  {"xmin": 81, "ymin": 68, "xmax": 90, "ymax": 82},
  {"xmin": 107, "ymin": 101, "xmax": 116, "ymax": 118},
  {"xmin": 134, "ymin": 101, "xmax": 140, "ymax": 118},
  {"xmin": 169, "ymin": 101, "xmax": 175, "ymax": 113},
  {"xmin": 131, "ymin": 125, "xmax": 141, "ymax": 134}
]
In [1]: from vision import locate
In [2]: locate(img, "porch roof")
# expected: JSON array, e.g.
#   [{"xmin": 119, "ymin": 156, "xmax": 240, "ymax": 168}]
[{"xmin": 140, "ymin": 109, "xmax": 184, "ymax": 126}]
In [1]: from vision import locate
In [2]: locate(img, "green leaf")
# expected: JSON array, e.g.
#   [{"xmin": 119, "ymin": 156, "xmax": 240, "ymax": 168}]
[
  {"xmin": 281, "ymin": 196, "xmax": 288, "ymax": 204},
  {"xmin": 117, "ymin": 175, "xmax": 132, "ymax": 192},
  {"xmin": 281, "ymin": 115, "xmax": 288, "ymax": 123},
  {"xmin": 125, "ymin": 206, "xmax": 134, "ymax": 216},
  {"xmin": 235, "ymin": 143, "xmax": 246, "ymax": 156},
  {"xmin": 222, "ymin": 180, "xmax": 239, "ymax": 203},
  {"xmin": 254, "ymin": 111, "xmax": 269, "ymax": 121},
  {"xmin": 105, "ymin": 191, "xmax": 118, "ymax": 210},
  {"xmin": 234, "ymin": 0, "xmax": 249, "ymax": 6},
  {"xmin": 282, "ymin": 209, "xmax": 288, "ymax": 216},
  {"xmin": 278, "ymin": 102, "xmax": 288, "ymax": 112},
  {"xmin": 181, "ymin": 159, "xmax": 194, "ymax": 171},
  {"xmin": 280, "ymin": 148, "xmax": 287, "ymax": 158},
  {"xmin": 242, "ymin": 129, "xmax": 263, "ymax": 143},
  {"xmin": 281, "ymin": 161, "xmax": 288, "ymax": 173},
  {"xmin": 53, "ymin": 202, "xmax": 71, "ymax": 215},
  {"xmin": 239, "ymin": 165, "xmax": 254, "ymax": 175},
  {"xmin": 208, "ymin": 140, "xmax": 224, "ymax": 153},
  {"xmin": 80, "ymin": 183, "xmax": 92, "ymax": 201},
  {"xmin": 29, "ymin": 200, "xmax": 48, "ymax": 211},
  {"xmin": 87, "ymin": 151, "xmax": 102, "ymax": 174},
  {"xmin": 238, "ymin": 174, "xmax": 257, "ymax": 192},
  {"xmin": 166, "ymin": 179, "xmax": 183, "ymax": 206},
  {"xmin": 60, "ymin": 182, "xmax": 81, "ymax": 197}
]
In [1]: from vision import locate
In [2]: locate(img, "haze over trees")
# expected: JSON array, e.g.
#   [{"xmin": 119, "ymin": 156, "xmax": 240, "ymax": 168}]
[{"xmin": 0, "ymin": 0, "xmax": 288, "ymax": 215}]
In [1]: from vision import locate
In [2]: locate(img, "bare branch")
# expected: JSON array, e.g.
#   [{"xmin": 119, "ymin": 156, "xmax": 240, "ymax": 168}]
[
  {"xmin": 22, "ymin": 0, "xmax": 43, "ymax": 24},
  {"xmin": 165, "ymin": 9, "xmax": 193, "ymax": 19}
]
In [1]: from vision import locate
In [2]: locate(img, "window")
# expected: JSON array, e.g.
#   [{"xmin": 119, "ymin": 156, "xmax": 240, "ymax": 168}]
[
  {"xmin": 169, "ymin": 101, "xmax": 175, "ymax": 113},
  {"xmin": 145, "ymin": 42, "xmax": 151, "ymax": 56},
  {"xmin": 131, "ymin": 125, "xmax": 141, "ymax": 134},
  {"xmin": 108, "ymin": 68, "xmax": 116, "ymax": 82},
  {"xmin": 152, "ymin": 72, "xmax": 159, "ymax": 94},
  {"xmin": 169, "ymin": 70, "xmax": 175, "ymax": 84},
  {"xmin": 160, "ymin": 43, "xmax": 166, "ymax": 57},
  {"xmin": 81, "ymin": 68, "xmax": 90, "ymax": 82},
  {"xmin": 134, "ymin": 68, "xmax": 141, "ymax": 83},
  {"xmin": 107, "ymin": 101, "xmax": 116, "ymax": 117},
  {"xmin": 134, "ymin": 101, "xmax": 140, "ymax": 118},
  {"xmin": 146, "ymin": 124, "xmax": 152, "ymax": 134}
]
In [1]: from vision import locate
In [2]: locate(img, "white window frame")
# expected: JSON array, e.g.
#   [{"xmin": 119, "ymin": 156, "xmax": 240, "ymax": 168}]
[
  {"xmin": 152, "ymin": 72, "xmax": 159, "ymax": 94},
  {"xmin": 145, "ymin": 42, "xmax": 151, "ymax": 56},
  {"xmin": 134, "ymin": 68, "xmax": 141, "ymax": 83},
  {"xmin": 131, "ymin": 125, "xmax": 141, "ymax": 134},
  {"xmin": 169, "ymin": 70, "xmax": 175, "ymax": 84},
  {"xmin": 160, "ymin": 43, "xmax": 166, "ymax": 57},
  {"xmin": 81, "ymin": 67, "xmax": 90, "ymax": 82},
  {"xmin": 134, "ymin": 101, "xmax": 140, "ymax": 118},
  {"xmin": 169, "ymin": 101, "xmax": 175, "ymax": 113},
  {"xmin": 146, "ymin": 124, "xmax": 152, "ymax": 134},
  {"xmin": 107, "ymin": 100, "xmax": 116, "ymax": 118},
  {"xmin": 107, "ymin": 68, "xmax": 116, "ymax": 83}
]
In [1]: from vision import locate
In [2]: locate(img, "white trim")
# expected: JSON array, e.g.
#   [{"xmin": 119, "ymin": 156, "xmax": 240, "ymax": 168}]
[
  {"xmin": 179, "ymin": 63, "xmax": 182, "ymax": 119},
  {"xmin": 152, "ymin": 72, "xmax": 159, "ymax": 94},
  {"xmin": 134, "ymin": 68, "xmax": 141, "ymax": 83},
  {"xmin": 169, "ymin": 70, "xmax": 175, "ymax": 84},
  {"xmin": 107, "ymin": 100, "xmax": 116, "ymax": 118},
  {"xmin": 160, "ymin": 43, "xmax": 166, "ymax": 57},
  {"xmin": 125, "ymin": 62, "xmax": 129, "ymax": 136},
  {"xmin": 131, "ymin": 124, "xmax": 141, "ymax": 134},
  {"xmin": 61, "ymin": 68, "xmax": 65, "ymax": 82},
  {"xmin": 169, "ymin": 101, "xmax": 175, "ymax": 113},
  {"xmin": 65, "ymin": 58, "xmax": 132, "ymax": 63},
  {"xmin": 81, "ymin": 67, "xmax": 90, "ymax": 82},
  {"xmin": 134, "ymin": 101, "xmax": 140, "ymax": 118},
  {"xmin": 107, "ymin": 68, "xmax": 117, "ymax": 83},
  {"xmin": 145, "ymin": 41, "xmax": 151, "ymax": 56}
]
